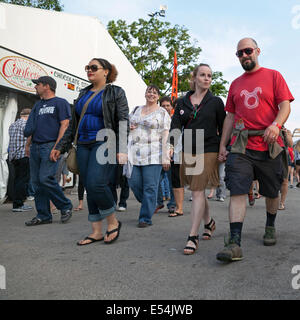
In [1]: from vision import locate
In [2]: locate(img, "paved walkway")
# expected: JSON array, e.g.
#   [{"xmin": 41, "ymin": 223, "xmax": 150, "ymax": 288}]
[{"xmin": 1, "ymin": 187, "xmax": 300, "ymax": 300}]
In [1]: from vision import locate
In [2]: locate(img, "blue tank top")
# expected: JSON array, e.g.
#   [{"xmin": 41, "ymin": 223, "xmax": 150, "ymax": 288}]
[{"xmin": 75, "ymin": 90, "xmax": 105, "ymax": 142}]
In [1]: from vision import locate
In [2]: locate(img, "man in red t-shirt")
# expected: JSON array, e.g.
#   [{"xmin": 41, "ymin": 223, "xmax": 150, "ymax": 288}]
[{"xmin": 216, "ymin": 38, "xmax": 294, "ymax": 263}]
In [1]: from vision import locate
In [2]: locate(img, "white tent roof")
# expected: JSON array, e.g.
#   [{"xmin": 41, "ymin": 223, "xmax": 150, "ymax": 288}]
[{"xmin": 0, "ymin": 3, "xmax": 147, "ymax": 109}]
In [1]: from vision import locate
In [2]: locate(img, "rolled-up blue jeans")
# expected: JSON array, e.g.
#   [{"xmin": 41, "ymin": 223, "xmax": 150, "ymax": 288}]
[
  {"xmin": 30, "ymin": 142, "xmax": 73, "ymax": 221},
  {"xmin": 76, "ymin": 141, "xmax": 116, "ymax": 222},
  {"xmin": 128, "ymin": 164, "xmax": 162, "ymax": 224}
]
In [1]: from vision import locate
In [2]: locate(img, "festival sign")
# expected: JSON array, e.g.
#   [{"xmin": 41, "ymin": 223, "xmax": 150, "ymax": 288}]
[
  {"xmin": 0, "ymin": 55, "xmax": 48, "ymax": 92},
  {"xmin": 0, "ymin": 46, "xmax": 90, "ymax": 103}
]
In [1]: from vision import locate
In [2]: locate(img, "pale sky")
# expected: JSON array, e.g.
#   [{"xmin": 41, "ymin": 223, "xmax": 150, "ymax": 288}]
[{"xmin": 62, "ymin": 0, "xmax": 300, "ymax": 133}]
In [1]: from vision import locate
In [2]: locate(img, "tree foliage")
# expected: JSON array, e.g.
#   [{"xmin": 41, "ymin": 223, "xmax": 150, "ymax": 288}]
[
  {"xmin": 107, "ymin": 18, "xmax": 228, "ymax": 97},
  {"xmin": 210, "ymin": 71, "xmax": 229, "ymax": 98},
  {"xmin": 0, "ymin": 0, "xmax": 63, "ymax": 11}
]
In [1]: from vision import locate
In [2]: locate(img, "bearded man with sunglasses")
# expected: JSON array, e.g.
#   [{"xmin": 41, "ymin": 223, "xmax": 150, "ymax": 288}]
[{"xmin": 216, "ymin": 38, "xmax": 294, "ymax": 262}]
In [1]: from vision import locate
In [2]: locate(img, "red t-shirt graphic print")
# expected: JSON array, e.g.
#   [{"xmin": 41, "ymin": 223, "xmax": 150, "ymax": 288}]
[{"xmin": 225, "ymin": 67, "xmax": 294, "ymax": 151}]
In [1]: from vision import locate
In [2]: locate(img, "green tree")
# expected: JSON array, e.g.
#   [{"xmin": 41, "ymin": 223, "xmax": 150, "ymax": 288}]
[
  {"xmin": 0, "ymin": 0, "xmax": 63, "ymax": 11},
  {"xmin": 107, "ymin": 18, "xmax": 228, "ymax": 97},
  {"xmin": 210, "ymin": 71, "xmax": 229, "ymax": 98}
]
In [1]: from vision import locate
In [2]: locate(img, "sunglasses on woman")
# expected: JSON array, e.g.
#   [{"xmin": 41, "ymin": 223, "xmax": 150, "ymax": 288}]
[
  {"xmin": 235, "ymin": 47, "xmax": 256, "ymax": 58},
  {"xmin": 85, "ymin": 65, "xmax": 103, "ymax": 72}
]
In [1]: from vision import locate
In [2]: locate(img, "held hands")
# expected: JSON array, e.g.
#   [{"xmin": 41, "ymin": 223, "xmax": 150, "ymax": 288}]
[
  {"xmin": 218, "ymin": 145, "xmax": 229, "ymax": 162},
  {"xmin": 50, "ymin": 149, "xmax": 61, "ymax": 162},
  {"xmin": 263, "ymin": 125, "xmax": 280, "ymax": 144}
]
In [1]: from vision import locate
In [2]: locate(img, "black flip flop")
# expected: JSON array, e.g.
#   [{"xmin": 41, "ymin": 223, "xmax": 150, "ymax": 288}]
[
  {"xmin": 104, "ymin": 221, "xmax": 122, "ymax": 244},
  {"xmin": 168, "ymin": 211, "xmax": 184, "ymax": 217},
  {"xmin": 77, "ymin": 236, "xmax": 104, "ymax": 246}
]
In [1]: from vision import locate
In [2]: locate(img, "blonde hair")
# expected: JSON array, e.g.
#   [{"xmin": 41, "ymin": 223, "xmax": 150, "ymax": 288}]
[
  {"xmin": 190, "ymin": 63, "xmax": 212, "ymax": 91},
  {"xmin": 295, "ymin": 140, "xmax": 300, "ymax": 152}
]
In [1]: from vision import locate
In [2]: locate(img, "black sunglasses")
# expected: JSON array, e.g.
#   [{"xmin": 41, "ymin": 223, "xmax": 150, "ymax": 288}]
[
  {"xmin": 85, "ymin": 65, "xmax": 103, "ymax": 72},
  {"xmin": 236, "ymin": 47, "xmax": 256, "ymax": 58}
]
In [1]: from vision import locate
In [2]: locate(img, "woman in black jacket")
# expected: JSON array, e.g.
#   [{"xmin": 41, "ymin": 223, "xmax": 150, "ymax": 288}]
[
  {"xmin": 170, "ymin": 63, "xmax": 226, "ymax": 255},
  {"xmin": 52, "ymin": 58, "xmax": 129, "ymax": 246}
]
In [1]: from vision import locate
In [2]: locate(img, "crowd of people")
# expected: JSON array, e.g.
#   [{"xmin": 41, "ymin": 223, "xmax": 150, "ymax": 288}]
[{"xmin": 6, "ymin": 37, "xmax": 296, "ymax": 263}]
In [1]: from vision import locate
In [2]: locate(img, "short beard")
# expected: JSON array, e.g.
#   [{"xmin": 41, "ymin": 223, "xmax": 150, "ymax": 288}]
[{"xmin": 242, "ymin": 59, "xmax": 256, "ymax": 71}]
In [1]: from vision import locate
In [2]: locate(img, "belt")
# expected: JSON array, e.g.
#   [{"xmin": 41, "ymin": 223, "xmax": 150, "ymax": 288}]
[{"xmin": 32, "ymin": 140, "xmax": 56, "ymax": 145}]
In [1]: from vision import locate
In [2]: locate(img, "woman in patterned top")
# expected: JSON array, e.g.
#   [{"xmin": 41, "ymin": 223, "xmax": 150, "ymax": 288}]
[{"xmin": 127, "ymin": 85, "xmax": 171, "ymax": 228}]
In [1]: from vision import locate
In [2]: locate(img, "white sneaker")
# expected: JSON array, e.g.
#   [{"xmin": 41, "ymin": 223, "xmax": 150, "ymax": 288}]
[
  {"xmin": 27, "ymin": 196, "xmax": 35, "ymax": 201},
  {"xmin": 12, "ymin": 204, "xmax": 33, "ymax": 212},
  {"xmin": 117, "ymin": 206, "xmax": 127, "ymax": 212},
  {"xmin": 216, "ymin": 197, "xmax": 225, "ymax": 202}
]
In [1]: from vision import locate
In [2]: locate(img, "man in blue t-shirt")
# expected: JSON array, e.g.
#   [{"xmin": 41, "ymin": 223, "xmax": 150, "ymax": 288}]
[{"xmin": 24, "ymin": 76, "xmax": 73, "ymax": 226}]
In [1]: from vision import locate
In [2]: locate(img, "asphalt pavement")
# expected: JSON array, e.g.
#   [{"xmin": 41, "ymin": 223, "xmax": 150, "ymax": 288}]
[{"xmin": 1, "ymin": 187, "xmax": 300, "ymax": 300}]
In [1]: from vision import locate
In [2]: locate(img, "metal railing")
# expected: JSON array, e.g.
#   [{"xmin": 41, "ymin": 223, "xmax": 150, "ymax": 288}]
[{"xmin": 292, "ymin": 128, "xmax": 300, "ymax": 137}]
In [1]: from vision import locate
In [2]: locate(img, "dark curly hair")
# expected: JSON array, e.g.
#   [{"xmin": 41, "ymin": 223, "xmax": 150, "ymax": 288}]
[
  {"xmin": 159, "ymin": 96, "xmax": 172, "ymax": 106},
  {"xmin": 146, "ymin": 84, "xmax": 160, "ymax": 96},
  {"xmin": 92, "ymin": 58, "xmax": 118, "ymax": 83}
]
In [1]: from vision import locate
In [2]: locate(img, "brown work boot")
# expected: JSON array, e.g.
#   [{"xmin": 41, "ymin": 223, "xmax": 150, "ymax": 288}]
[
  {"xmin": 263, "ymin": 226, "xmax": 277, "ymax": 246},
  {"xmin": 216, "ymin": 235, "xmax": 243, "ymax": 262}
]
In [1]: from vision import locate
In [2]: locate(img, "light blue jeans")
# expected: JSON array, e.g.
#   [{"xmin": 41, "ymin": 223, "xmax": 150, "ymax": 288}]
[{"xmin": 128, "ymin": 165, "xmax": 162, "ymax": 225}]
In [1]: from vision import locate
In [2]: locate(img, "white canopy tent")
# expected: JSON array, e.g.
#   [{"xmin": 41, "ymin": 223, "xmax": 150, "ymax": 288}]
[
  {"xmin": 0, "ymin": 3, "xmax": 147, "ymax": 201},
  {"xmin": 0, "ymin": 2, "xmax": 146, "ymax": 107}
]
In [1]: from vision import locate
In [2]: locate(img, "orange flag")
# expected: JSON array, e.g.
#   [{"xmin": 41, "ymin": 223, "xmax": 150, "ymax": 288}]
[{"xmin": 171, "ymin": 51, "xmax": 178, "ymax": 109}]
